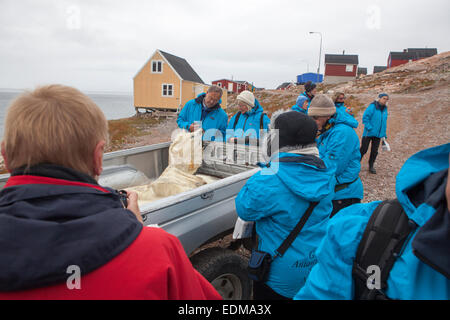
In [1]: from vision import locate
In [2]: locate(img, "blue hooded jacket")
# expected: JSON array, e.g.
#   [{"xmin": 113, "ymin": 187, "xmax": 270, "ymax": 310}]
[
  {"xmin": 226, "ymin": 99, "xmax": 270, "ymax": 141},
  {"xmin": 235, "ymin": 152, "xmax": 336, "ymax": 298},
  {"xmin": 362, "ymin": 101, "xmax": 388, "ymax": 138},
  {"xmin": 291, "ymin": 94, "xmax": 309, "ymax": 114},
  {"xmin": 294, "ymin": 143, "xmax": 450, "ymax": 300},
  {"xmin": 335, "ymin": 102, "xmax": 359, "ymax": 128},
  {"xmin": 317, "ymin": 111, "xmax": 363, "ymax": 200},
  {"xmin": 292, "ymin": 92, "xmax": 313, "ymax": 114},
  {"xmin": 177, "ymin": 93, "xmax": 228, "ymax": 141}
]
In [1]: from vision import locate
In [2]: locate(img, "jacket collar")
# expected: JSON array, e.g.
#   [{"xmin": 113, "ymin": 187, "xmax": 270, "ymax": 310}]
[
  {"xmin": 195, "ymin": 93, "xmax": 220, "ymax": 111},
  {"xmin": 0, "ymin": 164, "xmax": 142, "ymax": 292}
]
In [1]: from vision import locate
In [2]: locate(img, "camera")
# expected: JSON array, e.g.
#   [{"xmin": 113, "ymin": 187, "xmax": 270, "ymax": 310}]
[{"xmin": 118, "ymin": 190, "xmax": 128, "ymax": 208}]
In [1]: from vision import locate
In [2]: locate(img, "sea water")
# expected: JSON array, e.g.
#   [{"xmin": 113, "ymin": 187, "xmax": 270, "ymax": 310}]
[{"xmin": 0, "ymin": 89, "xmax": 135, "ymax": 140}]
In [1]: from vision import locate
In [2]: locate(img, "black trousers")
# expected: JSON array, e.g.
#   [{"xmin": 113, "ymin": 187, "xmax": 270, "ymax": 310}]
[
  {"xmin": 360, "ymin": 136, "xmax": 381, "ymax": 166},
  {"xmin": 252, "ymin": 281, "xmax": 291, "ymax": 300},
  {"xmin": 330, "ymin": 198, "xmax": 361, "ymax": 218}
]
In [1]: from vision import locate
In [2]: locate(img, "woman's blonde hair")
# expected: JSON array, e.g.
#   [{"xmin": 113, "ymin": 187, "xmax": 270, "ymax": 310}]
[
  {"xmin": 333, "ymin": 92, "xmax": 345, "ymax": 103},
  {"xmin": 3, "ymin": 85, "xmax": 109, "ymax": 175}
]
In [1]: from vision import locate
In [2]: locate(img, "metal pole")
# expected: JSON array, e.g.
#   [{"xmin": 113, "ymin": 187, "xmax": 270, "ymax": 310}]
[
  {"xmin": 318, "ymin": 33, "xmax": 322, "ymax": 83},
  {"xmin": 309, "ymin": 32, "xmax": 322, "ymax": 84}
]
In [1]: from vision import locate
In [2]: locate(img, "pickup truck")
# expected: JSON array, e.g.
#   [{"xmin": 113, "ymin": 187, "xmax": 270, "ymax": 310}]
[{"xmin": 0, "ymin": 140, "xmax": 265, "ymax": 300}]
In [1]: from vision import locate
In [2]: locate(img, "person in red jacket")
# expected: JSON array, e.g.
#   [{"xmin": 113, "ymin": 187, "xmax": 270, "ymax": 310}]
[{"xmin": 0, "ymin": 84, "xmax": 221, "ymax": 300}]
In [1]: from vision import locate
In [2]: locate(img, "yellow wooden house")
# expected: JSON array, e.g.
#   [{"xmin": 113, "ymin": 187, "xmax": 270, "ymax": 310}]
[{"xmin": 133, "ymin": 49, "xmax": 227, "ymax": 113}]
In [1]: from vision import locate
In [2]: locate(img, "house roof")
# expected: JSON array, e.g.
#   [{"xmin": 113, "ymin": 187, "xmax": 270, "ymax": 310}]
[
  {"xmin": 277, "ymin": 82, "xmax": 293, "ymax": 89},
  {"xmin": 159, "ymin": 50, "xmax": 204, "ymax": 84},
  {"xmin": 389, "ymin": 48, "xmax": 438, "ymax": 61},
  {"xmin": 325, "ymin": 54, "xmax": 359, "ymax": 65},
  {"xmin": 389, "ymin": 51, "xmax": 417, "ymax": 60},
  {"xmin": 373, "ymin": 66, "xmax": 387, "ymax": 73},
  {"xmin": 406, "ymin": 48, "xmax": 438, "ymax": 59},
  {"xmin": 357, "ymin": 67, "xmax": 367, "ymax": 75}
]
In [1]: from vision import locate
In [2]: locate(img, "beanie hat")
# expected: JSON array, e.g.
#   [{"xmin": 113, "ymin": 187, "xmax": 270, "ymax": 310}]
[
  {"xmin": 274, "ymin": 111, "xmax": 318, "ymax": 148},
  {"xmin": 378, "ymin": 93, "xmax": 389, "ymax": 99},
  {"xmin": 304, "ymin": 81, "xmax": 317, "ymax": 93},
  {"xmin": 236, "ymin": 90, "xmax": 255, "ymax": 108},
  {"xmin": 307, "ymin": 94, "xmax": 336, "ymax": 117}
]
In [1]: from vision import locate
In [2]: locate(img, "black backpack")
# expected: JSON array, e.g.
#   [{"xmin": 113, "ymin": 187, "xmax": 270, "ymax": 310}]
[{"xmin": 352, "ymin": 199, "xmax": 418, "ymax": 300}]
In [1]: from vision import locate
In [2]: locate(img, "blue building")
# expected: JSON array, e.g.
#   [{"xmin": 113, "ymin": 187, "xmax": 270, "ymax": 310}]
[{"xmin": 297, "ymin": 73, "xmax": 323, "ymax": 84}]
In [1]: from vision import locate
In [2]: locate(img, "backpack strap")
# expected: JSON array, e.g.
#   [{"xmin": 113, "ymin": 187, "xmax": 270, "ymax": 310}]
[
  {"xmin": 233, "ymin": 112, "xmax": 242, "ymax": 130},
  {"xmin": 260, "ymin": 112, "xmax": 267, "ymax": 130},
  {"xmin": 275, "ymin": 202, "xmax": 319, "ymax": 257},
  {"xmin": 251, "ymin": 201, "xmax": 319, "ymax": 258},
  {"xmin": 352, "ymin": 199, "xmax": 417, "ymax": 300}
]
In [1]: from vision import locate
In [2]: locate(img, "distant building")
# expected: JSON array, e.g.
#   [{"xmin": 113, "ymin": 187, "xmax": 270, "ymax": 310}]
[
  {"xmin": 324, "ymin": 54, "xmax": 359, "ymax": 84},
  {"xmin": 276, "ymin": 82, "xmax": 296, "ymax": 91},
  {"xmin": 134, "ymin": 49, "xmax": 227, "ymax": 111},
  {"xmin": 211, "ymin": 79, "xmax": 249, "ymax": 94},
  {"xmin": 387, "ymin": 48, "xmax": 438, "ymax": 68},
  {"xmin": 297, "ymin": 73, "xmax": 323, "ymax": 84},
  {"xmin": 373, "ymin": 66, "xmax": 387, "ymax": 74},
  {"xmin": 357, "ymin": 67, "xmax": 367, "ymax": 77}
]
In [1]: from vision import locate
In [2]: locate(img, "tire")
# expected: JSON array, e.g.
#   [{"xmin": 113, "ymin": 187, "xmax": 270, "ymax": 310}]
[{"xmin": 191, "ymin": 247, "xmax": 252, "ymax": 300}]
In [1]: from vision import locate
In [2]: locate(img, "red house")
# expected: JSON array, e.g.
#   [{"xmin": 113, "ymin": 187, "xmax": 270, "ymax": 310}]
[
  {"xmin": 212, "ymin": 79, "xmax": 249, "ymax": 94},
  {"xmin": 324, "ymin": 54, "xmax": 359, "ymax": 84},
  {"xmin": 387, "ymin": 48, "xmax": 438, "ymax": 68}
]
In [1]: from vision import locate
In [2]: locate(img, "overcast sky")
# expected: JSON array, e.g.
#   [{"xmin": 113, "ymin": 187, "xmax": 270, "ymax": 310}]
[{"xmin": 1, "ymin": 0, "xmax": 449, "ymax": 92}]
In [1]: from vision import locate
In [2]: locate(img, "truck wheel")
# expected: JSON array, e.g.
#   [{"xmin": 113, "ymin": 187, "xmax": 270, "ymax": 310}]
[{"xmin": 191, "ymin": 248, "xmax": 251, "ymax": 300}]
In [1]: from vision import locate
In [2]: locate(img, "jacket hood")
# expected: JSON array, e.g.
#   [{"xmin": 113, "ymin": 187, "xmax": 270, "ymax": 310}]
[
  {"xmin": 268, "ymin": 152, "xmax": 335, "ymax": 202},
  {"xmin": 396, "ymin": 143, "xmax": 449, "ymax": 219},
  {"xmin": 246, "ymin": 98, "xmax": 264, "ymax": 116},
  {"xmin": 374, "ymin": 100, "xmax": 387, "ymax": 111},
  {"xmin": 395, "ymin": 143, "xmax": 449, "ymax": 278},
  {"xmin": 0, "ymin": 164, "xmax": 142, "ymax": 292},
  {"xmin": 330, "ymin": 107, "xmax": 358, "ymax": 129}
]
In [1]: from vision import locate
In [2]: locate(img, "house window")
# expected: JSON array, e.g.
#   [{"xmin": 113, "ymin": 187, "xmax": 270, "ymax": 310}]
[
  {"xmin": 345, "ymin": 64, "xmax": 353, "ymax": 72},
  {"xmin": 151, "ymin": 60, "xmax": 163, "ymax": 73},
  {"xmin": 217, "ymin": 82, "xmax": 221, "ymax": 87},
  {"xmin": 162, "ymin": 84, "xmax": 173, "ymax": 97}
]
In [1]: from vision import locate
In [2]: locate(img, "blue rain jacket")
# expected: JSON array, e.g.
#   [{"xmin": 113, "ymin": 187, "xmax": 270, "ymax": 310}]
[
  {"xmin": 295, "ymin": 143, "xmax": 450, "ymax": 300},
  {"xmin": 177, "ymin": 93, "xmax": 228, "ymax": 141},
  {"xmin": 362, "ymin": 101, "xmax": 388, "ymax": 138},
  {"xmin": 226, "ymin": 99, "xmax": 270, "ymax": 141},
  {"xmin": 335, "ymin": 102, "xmax": 359, "ymax": 128},
  {"xmin": 235, "ymin": 152, "xmax": 335, "ymax": 298},
  {"xmin": 317, "ymin": 111, "xmax": 363, "ymax": 200},
  {"xmin": 291, "ymin": 104, "xmax": 308, "ymax": 114}
]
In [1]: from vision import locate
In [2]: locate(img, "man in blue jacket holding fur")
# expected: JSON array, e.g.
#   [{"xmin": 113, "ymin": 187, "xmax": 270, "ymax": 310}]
[{"xmin": 177, "ymin": 85, "xmax": 228, "ymax": 141}]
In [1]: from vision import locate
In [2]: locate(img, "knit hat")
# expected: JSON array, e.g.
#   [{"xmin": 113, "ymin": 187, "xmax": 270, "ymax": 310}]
[
  {"xmin": 236, "ymin": 90, "xmax": 255, "ymax": 108},
  {"xmin": 274, "ymin": 111, "xmax": 318, "ymax": 148},
  {"xmin": 307, "ymin": 94, "xmax": 336, "ymax": 117},
  {"xmin": 304, "ymin": 81, "xmax": 317, "ymax": 93},
  {"xmin": 378, "ymin": 93, "xmax": 389, "ymax": 99}
]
